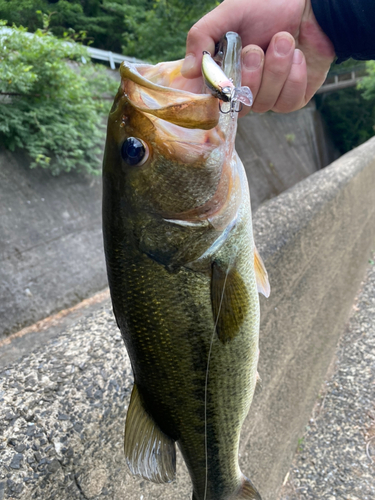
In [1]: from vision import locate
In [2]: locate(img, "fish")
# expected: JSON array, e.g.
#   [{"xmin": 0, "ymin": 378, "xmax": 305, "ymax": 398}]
[{"xmin": 102, "ymin": 31, "xmax": 270, "ymax": 500}]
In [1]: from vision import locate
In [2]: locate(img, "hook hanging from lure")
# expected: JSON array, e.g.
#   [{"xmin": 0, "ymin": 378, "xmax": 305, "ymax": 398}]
[{"xmin": 202, "ymin": 50, "xmax": 253, "ymax": 118}]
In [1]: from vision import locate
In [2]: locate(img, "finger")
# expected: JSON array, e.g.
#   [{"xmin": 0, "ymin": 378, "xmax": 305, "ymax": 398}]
[
  {"xmin": 181, "ymin": 2, "xmax": 245, "ymax": 78},
  {"xmin": 242, "ymin": 45, "xmax": 265, "ymax": 99},
  {"xmin": 239, "ymin": 45, "xmax": 264, "ymax": 117},
  {"xmin": 273, "ymin": 49, "xmax": 308, "ymax": 113},
  {"xmin": 252, "ymin": 32, "xmax": 295, "ymax": 113}
]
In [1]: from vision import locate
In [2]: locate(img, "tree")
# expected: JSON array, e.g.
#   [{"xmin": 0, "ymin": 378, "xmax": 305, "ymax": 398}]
[
  {"xmin": 0, "ymin": 20, "xmax": 118, "ymax": 175},
  {"xmin": 122, "ymin": 0, "xmax": 219, "ymax": 63},
  {"xmin": 0, "ymin": 0, "xmax": 220, "ymax": 61},
  {"xmin": 316, "ymin": 60, "xmax": 375, "ymax": 154},
  {"xmin": 0, "ymin": 0, "xmax": 128, "ymax": 53}
]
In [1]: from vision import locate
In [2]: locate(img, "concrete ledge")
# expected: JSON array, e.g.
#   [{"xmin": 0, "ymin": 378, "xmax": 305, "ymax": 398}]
[{"xmin": 1, "ymin": 138, "xmax": 375, "ymax": 500}]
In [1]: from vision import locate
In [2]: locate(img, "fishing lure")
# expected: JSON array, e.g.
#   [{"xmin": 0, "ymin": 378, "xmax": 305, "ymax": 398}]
[{"xmin": 202, "ymin": 50, "xmax": 253, "ymax": 117}]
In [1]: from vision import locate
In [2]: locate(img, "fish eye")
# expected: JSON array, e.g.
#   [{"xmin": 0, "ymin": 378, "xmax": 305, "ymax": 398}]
[{"xmin": 121, "ymin": 137, "xmax": 149, "ymax": 166}]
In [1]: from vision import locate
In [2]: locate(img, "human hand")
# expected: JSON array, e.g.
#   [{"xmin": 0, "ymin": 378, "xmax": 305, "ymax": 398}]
[{"xmin": 182, "ymin": 0, "xmax": 335, "ymax": 114}]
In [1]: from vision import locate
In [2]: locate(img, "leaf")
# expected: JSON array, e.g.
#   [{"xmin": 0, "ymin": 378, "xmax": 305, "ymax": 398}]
[{"xmin": 0, "ymin": 22, "xmax": 118, "ymax": 175}]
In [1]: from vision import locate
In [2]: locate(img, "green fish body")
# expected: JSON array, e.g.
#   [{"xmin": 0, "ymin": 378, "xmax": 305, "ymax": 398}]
[{"xmin": 102, "ymin": 32, "xmax": 269, "ymax": 500}]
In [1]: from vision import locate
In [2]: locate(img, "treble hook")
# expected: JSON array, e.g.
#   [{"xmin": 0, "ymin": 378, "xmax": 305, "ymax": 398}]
[
  {"xmin": 218, "ymin": 101, "xmax": 231, "ymax": 114},
  {"xmin": 218, "ymin": 100, "xmax": 243, "ymax": 117}
]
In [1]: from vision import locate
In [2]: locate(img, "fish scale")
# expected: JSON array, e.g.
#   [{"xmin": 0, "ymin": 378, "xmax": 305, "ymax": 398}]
[{"xmin": 103, "ymin": 32, "xmax": 269, "ymax": 500}]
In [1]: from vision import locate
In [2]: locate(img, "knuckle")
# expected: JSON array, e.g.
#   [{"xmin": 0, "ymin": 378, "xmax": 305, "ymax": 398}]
[
  {"xmin": 266, "ymin": 65, "xmax": 289, "ymax": 81},
  {"xmin": 274, "ymin": 94, "xmax": 303, "ymax": 113},
  {"xmin": 186, "ymin": 24, "xmax": 200, "ymax": 41},
  {"xmin": 252, "ymin": 100, "xmax": 272, "ymax": 114}
]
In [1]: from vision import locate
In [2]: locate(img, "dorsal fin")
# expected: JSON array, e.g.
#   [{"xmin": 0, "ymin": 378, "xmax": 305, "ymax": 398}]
[
  {"xmin": 254, "ymin": 246, "xmax": 270, "ymax": 298},
  {"xmin": 124, "ymin": 384, "xmax": 176, "ymax": 483}
]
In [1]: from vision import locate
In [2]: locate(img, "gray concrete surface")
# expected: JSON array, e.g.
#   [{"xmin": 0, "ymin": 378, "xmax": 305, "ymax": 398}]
[
  {"xmin": 279, "ymin": 256, "xmax": 375, "ymax": 499},
  {"xmin": 0, "ymin": 104, "xmax": 336, "ymax": 340},
  {"xmin": 0, "ymin": 147, "xmax": 107, "ymax": 339},
  {"xmin": 0, "ymin": 136, "xmax": 374, "ymax": 500},
  {"xmin": 237, "ymin": 105, "xmax": 338, "ymax": 210},
  {"xmin": 0, "ymin": 289, "xmax": 110, "ymax": 370},
  {"xmin": 245, "ymin": 137, "xmax": 375, "ymax": 499}
]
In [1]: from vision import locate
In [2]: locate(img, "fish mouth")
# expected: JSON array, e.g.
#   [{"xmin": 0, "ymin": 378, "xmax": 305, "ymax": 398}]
[
  {"xmin": 118, "ymin": 32, "xmax": 243, "ymax": 135},
  {"xmin": 120, "ymin": 59, "xmax": 220, "ymax": 131}
]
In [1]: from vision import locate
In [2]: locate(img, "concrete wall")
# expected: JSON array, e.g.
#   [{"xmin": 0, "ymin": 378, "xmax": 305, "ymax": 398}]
[
  {"xmin": 243, "ymin": 136, "xmax": 375, "ymax": 498},
  {"xmin": 0, "ymin": 105, "xmax": 336, "ymax": 339},
  {"xmin": 237, "ymin": 104, "xmax": 338, "ymax": 210},
  {"xmin": 0, "ymin": 148, "xmax": 106, "ymax": 339},
  {"xmin": 1, "ymin": 137, "xmax": 374, "ymax": 500}
]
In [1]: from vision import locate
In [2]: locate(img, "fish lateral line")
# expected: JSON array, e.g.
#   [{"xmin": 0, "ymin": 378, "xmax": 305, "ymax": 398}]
[{"xmin": 203, "ymin": 258, "xmax": 233, "ymax": 500}]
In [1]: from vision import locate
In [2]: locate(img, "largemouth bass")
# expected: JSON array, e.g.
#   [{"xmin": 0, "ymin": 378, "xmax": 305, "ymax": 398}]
[{"xmin": 102, "ymin": 32, "xmax": 269, "ymax": 500}]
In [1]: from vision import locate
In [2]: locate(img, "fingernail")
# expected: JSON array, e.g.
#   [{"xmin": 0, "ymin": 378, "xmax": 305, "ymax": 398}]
[
  {"xmin": 293, "ymin": 48, "xmax": 303, "ymax": 65},
  {"xmin": 181, "ymin": 54, "xmax": 196, "ymax": 75},
  {"xmin": 243, "ymin": 49, "xmax": 262, "ymax": 71},
  {"xmin": 275, "ymin": 35, "xmax": 293, "ymax": 56}
]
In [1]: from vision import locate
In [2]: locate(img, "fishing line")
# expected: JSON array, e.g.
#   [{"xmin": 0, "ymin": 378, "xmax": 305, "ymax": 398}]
[{"xmin": 203, "ymin": 264, "xmax": 231, "ymax": 500}]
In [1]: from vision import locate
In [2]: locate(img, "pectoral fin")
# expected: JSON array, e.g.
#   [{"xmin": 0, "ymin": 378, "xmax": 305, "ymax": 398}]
[
  {"xmin": 211, "ymin": 261, "xmax": 250, "ymax": 343},
  {"xmin": 254, "ymin": 246, "xmax": 270, "ymax": 298},
  {"xmin": 124, "ymin": 384, "xmax": 176, "ymax": 483}
]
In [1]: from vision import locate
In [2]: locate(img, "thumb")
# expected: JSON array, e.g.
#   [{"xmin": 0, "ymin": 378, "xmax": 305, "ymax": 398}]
[{"xmin": 181, "ymin": 3, "xmax": 243, "ymax": 78}]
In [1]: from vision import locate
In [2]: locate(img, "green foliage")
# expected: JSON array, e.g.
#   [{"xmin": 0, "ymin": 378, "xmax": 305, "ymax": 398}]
[
  {"xmin": 0, "ymin": 20, "xmax": 118, "ymax": 175},
  {"xmin": 0, "ymin": 0, "xmax": 220, "ymax": 62},
  {"xmin": 0, "ymin": 1, "xmax": 221, "ymax": 176},
  {"xmin": 316, "ymin": 87, "xmax": 375, "ymax": 154},
  {"xmin": 285, "ymin": 133, "xmax": 295, "ymax": 145},
  {"xmin": 122, "ymin": 0, "xmax": 219, "ymax": 63},
  {"xmin": 316, "ymin": 60, "xmax": 375, "ymax": 154},
  {"xmin": 0, "ymin": 0, "xmax": 127, "ymax": 53},
  {"xmin": 357, "ymin": 60, "xmax": 375, "ymax": 100}
]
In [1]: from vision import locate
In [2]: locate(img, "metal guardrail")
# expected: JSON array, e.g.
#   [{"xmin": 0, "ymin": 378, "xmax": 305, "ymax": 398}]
[
  {"xmin": 317, "ymin": 68, "xmax": 366, "ymax": 94},
  {"xmin": 0, "ymin": 27, "xmax": 143, "ymax": 69},
  {"xmin": 85, "ymin": 46, "xmax": 144, "ymax": 68}
]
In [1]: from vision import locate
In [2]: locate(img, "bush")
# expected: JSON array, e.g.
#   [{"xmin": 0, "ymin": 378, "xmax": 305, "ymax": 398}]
[
  {"xmin": 0, "ymin": 19, "xmax": 118, "ymax": 175},
  {"xmin": 358, "ymin": 60, "xmax": 375, "ymax": 100},
  {"xmin": 316, "ymin": 60, "xmax": 375, "ymax": 154},
  {"xmin": 316, "ymin": 87, "xmax": 375, "ymax": 155}
]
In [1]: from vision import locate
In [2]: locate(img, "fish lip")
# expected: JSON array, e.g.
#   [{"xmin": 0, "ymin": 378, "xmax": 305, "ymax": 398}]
[
  {"xmin": 120, "ymin": 62, "xmax": 175, "ymax": 94},
  {"xmin": 119, "ymin": 60, "xmax": 220, "ymax": 131},
  {"xmin": 120, "ymin": 60, "xmax": 200, "ymax": 96}
]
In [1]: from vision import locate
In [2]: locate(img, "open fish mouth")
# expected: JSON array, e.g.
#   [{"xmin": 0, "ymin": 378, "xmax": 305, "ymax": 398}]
[{"xmin": 119, "ymin": 59, "xmax": 220, "ymax": 131}]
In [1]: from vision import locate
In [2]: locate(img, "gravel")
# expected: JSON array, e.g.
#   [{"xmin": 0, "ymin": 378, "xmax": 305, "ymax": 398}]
[{"xmin": 279, "ymin": 258, "xmax": 375, "ymax": 500}]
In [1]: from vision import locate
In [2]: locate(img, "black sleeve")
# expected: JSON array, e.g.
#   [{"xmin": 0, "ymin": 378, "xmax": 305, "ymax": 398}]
[{"xmin": 311, "ymin": 0, "xmax": 375, "ymax": 62}]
